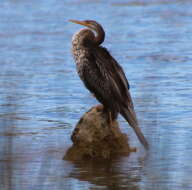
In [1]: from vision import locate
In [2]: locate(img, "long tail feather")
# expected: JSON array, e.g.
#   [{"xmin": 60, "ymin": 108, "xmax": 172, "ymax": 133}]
[{"xmin": 121, "ymin": 106, "xmax": 149, "ymax": 149}]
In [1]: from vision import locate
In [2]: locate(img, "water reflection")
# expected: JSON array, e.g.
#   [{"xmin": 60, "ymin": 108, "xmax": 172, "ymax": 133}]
[{"xmin": 67, "ymin": 157, "xmax": 142, "ymax": 190}]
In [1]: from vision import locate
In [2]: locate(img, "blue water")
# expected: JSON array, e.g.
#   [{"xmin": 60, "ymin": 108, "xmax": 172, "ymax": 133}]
[{"xmin": 0, "ymin": 0, "xmax": 192, "ymax": 189}]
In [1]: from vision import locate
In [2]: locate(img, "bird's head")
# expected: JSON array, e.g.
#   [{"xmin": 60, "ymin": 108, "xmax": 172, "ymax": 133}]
[
  {"xmin": 69, "ymin": 19, "xmax": 105, "ymax": 45},
  {"xmin": 69, "ymin": 20, "xmax": 99, "ymax": 32}
]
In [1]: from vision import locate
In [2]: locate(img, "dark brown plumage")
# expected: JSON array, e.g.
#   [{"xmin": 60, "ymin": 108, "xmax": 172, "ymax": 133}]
[{"xmin": 69, "ymin": 19, "xmax": 149, "ymax": 149}]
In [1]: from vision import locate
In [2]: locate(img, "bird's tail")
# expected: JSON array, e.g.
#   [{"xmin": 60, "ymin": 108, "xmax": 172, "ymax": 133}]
[{"xmin": 121, "ymin": 106, "xmax": 149, "ymax": 150}]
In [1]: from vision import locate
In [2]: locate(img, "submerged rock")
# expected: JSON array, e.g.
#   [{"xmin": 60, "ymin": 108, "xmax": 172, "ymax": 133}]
[{"xmin": 64, "ymin": 105, "xmax": 135, "ymax": 160}]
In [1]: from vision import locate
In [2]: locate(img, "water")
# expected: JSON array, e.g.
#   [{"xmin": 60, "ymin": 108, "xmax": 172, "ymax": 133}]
[{"xmin": 0, "ymin": 0, "xmax": 192, "ymax": 189}]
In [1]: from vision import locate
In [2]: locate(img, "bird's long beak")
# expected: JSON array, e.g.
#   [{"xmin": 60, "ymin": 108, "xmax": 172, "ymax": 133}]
[{"xmin": 69, "ymin": 19, "xmax": 90, "ymax": 28}]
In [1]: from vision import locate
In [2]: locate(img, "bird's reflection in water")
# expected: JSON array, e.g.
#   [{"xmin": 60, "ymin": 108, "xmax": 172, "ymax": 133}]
[{"xmin": 67, "ymin": 156, "xmax": 143, "ymax": 190}]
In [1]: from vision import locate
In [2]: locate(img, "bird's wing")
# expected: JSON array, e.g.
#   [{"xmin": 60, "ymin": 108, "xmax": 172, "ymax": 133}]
[
  {"xmin": 81, "ymin": 53, "xmax": 117, "ymax": 108},
  {"xmin": 81, "ymin": 45, "xmax": 133, "ymax": 108},
  {"xmin": 88, "ymin": 47, "xmax": 149, "ymax": 149},
  {"xmin": 92, "ymin": 46, "xmax": 131, "ymax": 105}
]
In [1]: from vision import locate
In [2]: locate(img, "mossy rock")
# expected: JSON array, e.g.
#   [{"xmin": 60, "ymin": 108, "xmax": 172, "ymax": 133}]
[{"xmin": 64, "ymin": 105, "xmax": 135, "ymax": 160}]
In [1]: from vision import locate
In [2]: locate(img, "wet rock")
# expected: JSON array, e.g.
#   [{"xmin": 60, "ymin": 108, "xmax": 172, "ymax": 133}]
[{"xmin": 64, "ymin": 105, "xmax": 135, "ymax": 160}]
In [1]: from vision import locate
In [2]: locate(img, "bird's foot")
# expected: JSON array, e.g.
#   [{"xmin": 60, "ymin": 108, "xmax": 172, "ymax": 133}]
[
  {"xmin": 95, "ymin": 104, "xmax": 104, "ymax": 111},
  {"xmin": 109, "ymin": 120, "xmax": 116, "ymax": 128}
]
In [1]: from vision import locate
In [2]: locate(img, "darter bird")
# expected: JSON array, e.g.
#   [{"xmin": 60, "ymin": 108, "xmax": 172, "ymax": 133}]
[{"xmin": 69, "ymin": 19, "xmax": 149, "ymax": 149}]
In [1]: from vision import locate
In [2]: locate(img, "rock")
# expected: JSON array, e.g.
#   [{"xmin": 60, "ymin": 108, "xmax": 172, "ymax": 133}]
[{"xmin": 64, "ymin": 105, "xmax": 135, "ymax": 160}]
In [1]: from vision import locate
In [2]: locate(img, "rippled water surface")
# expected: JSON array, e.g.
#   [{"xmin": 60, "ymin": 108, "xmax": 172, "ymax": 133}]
[{"xmin": 1, "ymin": 0, "xmax": 192, "ymax": 189}]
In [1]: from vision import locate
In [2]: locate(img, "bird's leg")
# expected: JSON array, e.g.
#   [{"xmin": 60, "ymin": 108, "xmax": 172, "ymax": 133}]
[
  {"xmin": 109, "ymin": 111, "xmax": 113, "ymax": 128},
  {"xmin": 103, "ymin": 108, "xmax": 115, "ymax": 128},
  {"xmin": 108, "ymin": 111, "xmax": 116, "ymax": 128}
]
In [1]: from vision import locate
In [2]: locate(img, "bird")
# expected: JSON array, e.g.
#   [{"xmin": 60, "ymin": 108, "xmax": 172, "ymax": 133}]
[{"xmin": 69, "ymin": 19, "xmax": 149, "ymax": 149}]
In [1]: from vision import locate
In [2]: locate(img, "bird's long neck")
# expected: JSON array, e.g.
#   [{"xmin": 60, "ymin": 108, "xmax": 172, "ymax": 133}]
[{"xmin": 94, "ymin": 24, "xmax": 105, "ymax": 45}]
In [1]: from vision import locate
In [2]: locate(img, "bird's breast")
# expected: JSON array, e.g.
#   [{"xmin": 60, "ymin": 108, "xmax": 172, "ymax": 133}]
[{"xmin": 72, "ymin": 46, "xmax": 90, "ymax": 78}]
